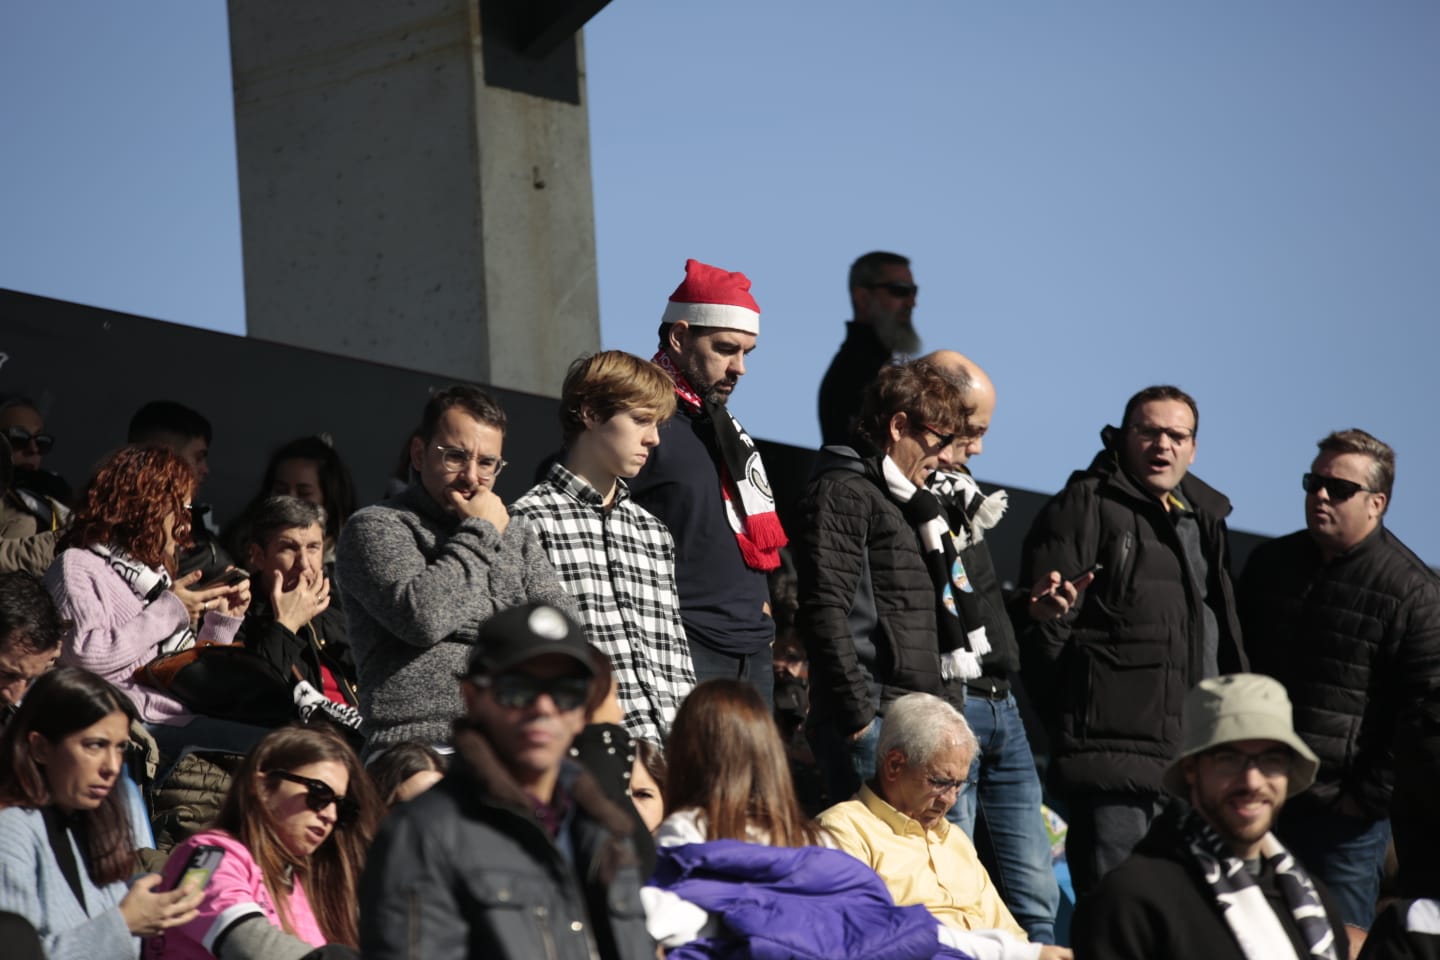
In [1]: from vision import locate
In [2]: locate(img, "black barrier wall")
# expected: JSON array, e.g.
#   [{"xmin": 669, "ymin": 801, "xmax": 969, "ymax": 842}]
[{"xmin": 1, "ymin": 287, "xmax": 1267, "ymax": 580}]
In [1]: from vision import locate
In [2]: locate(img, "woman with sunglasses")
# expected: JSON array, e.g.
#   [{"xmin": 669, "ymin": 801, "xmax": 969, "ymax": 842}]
[
  {"xmin": 0, "ymin": 667, "xmax": 205, "ymax": 960},
  {"xmin": 149, "ymin": 725, "xmax": 380, "ymax": 960}
]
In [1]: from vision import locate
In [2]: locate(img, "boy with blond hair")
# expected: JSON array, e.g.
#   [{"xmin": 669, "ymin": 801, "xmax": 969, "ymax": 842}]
[{"xmin": 512, "ymin": 351, "xmax": 695, "ymax": 744}]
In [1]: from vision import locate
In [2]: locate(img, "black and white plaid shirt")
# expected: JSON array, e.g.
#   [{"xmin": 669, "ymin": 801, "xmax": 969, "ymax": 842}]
[{"xmin": 512, "ymin": 462, "xmax": 696, "ymax": 744}]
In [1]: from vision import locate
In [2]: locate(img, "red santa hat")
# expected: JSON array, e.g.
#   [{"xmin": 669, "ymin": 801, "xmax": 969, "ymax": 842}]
[{"xmin": 660, "ymin": 259, "xmax": 761, "ymax": 335}]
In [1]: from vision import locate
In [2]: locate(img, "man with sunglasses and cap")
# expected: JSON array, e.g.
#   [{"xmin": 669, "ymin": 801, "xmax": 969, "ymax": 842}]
[
  {"xmin": 1239, "ymin": 429, "xmax": 1440, "ymax": 941},
  {"xmin": 337, "ymin": 385, "xmax": 573, "ymax": 758},
  {"xmin": 1072, "ymin": 673, "xmax": 1349, "ymax": 960},
  {"xmin": 360, "ymin": 602, "xmax": 654, "ymax": 960},
  {"xmin": 818, "ymin": 251, "xmax": 922, "ymax": 445}
]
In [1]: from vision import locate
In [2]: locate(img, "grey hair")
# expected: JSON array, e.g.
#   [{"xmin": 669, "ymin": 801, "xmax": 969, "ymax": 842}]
[
  {"xmin": 247, "ymin": 496, "xmax": 328, "ymax": 548},
  {"xmin": 877, "ymin": 692, "xmax": 978, "ymax": 766}
]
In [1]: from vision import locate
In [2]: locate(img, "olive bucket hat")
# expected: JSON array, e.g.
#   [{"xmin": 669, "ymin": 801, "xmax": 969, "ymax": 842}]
[{"xmin": 1162, "ymin": 673, "xmax": 1320, "ymax": 798}]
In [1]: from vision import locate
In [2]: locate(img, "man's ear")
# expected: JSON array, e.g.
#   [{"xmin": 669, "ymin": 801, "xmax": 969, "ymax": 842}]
[
  {"xmin": 888, "ymin": 411, "xmax": 910, "ymax": 445},
  {"xmin": 409, "ymin": 433, "xmax": 425, "ymax": 473},
  {"xmin": 246, "ymin": 542, "xmax": 265, "ymax": 572},
  {"xmin": 666, "ymin": 320, "xmax": 691, "ymax": 354},
  {"xmin": 1370, "ymin": 490, "xmax": 1388, "ymax": 520},
  {"xmin": 880, "ymin": 748, "xmax": 907, "ymax": 783},
  {"xmin": 1181, "ymin": 755, "xmax": 1198, "ymax": 789}
]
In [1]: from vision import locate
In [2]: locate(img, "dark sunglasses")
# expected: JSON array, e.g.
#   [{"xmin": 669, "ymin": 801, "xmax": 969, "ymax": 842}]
[
  {"xmin": 5, "ymin": 427, "xmax": 54, "ymax": 454},
  {"xmin": 866, "ymin": 281, "xmax": 919, "ymax": 299},
  {"xmin": 1301, "ymin": 473, "xmax": 1374, "ymax": 502},
  {"xmin": 474, "ymin": 671, "xmax": 591, "ymax": 712},
  {"xmin": 266, "ymin": 770, "xmax": 358, "ymax": 826},
  {"xmin": 920, "ymin": 424, "xmax": 957, "ymax": 448}
]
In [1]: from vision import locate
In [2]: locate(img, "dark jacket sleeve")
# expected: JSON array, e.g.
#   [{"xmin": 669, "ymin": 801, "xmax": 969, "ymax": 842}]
[
  {"xmin": 1071, "ymin": 873, "xmax": 1167, "ymax": 960},
  {"xmin": 795, "ymin": 474, "xmax": 878, "ymax": 736},
  {"xmin": 359, "ymin": 805, "xmax": 469, "ymax": 960},
  {"xmin": 1018, "ymin": 481, "xmax": 1099, "ymax": 709}
]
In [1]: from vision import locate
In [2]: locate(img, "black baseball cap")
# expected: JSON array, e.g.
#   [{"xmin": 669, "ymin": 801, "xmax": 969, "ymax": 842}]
[{"xmin": 465, "ymin": 603, "xmax": 596, "ymax": 678}]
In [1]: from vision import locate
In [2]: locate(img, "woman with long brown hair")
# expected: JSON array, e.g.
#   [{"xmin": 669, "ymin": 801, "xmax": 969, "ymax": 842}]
[
  {"xmin": 0, "ymin": 667, "xmax": 204, "ymax": 959},
  {"xmin": 44, "ymin": 446, "xmax": 257, "ymax": 757},
  {"xmin": 658, "ymin": 678, "xmax": 824, "ymax": 847},
  {"xmin": 149, "ymin": 725, "xmax": 380, "ymax": 959}
]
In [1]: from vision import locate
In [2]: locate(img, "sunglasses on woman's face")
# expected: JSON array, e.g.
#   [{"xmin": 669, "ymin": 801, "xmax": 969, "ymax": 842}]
[{"xmin": 266, "ymin": 770, "xmax": 358, "ymax": 826}]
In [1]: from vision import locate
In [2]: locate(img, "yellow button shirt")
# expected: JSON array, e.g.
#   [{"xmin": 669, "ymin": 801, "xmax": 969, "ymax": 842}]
[{"xmin": 816, "ymin": 783, "xmax": 1028, "ymax": 939}]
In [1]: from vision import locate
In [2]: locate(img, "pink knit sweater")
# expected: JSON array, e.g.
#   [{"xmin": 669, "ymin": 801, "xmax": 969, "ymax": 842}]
[{"xmin": 44, "ymin": 548, "xmax": 242, "ymax": 725}]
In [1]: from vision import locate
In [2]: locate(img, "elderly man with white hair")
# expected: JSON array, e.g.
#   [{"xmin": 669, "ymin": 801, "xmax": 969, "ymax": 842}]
[{"xmin": 818, "ymin": 692, "xmax": 1072, "ymax": 960}]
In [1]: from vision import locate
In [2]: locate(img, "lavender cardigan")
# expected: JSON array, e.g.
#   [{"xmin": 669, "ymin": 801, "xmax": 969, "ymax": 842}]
[{"xmin": 44, "ymin": 548, "xmax": 242, "ymax": 724}]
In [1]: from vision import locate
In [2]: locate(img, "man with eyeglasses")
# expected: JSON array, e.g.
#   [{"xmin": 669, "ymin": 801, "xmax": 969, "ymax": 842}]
[
  {"xmin": 1238, "ymin": 429, "xmax": 1440, "ymax": 941},
  {"xmin": 1073, "ymin": 673, "xmax": 1348, "ymax": 960},
  {"xmin": 337, "ymin": 385, "xmax": 574, "ymax": 758},
  {"xmin": 1019, "ymin": 384, "xmax": 1247, "ymax": 898},
  {"xmin": 818, "ymin": 251, "xmax": 922, "ymax": 445},
  {"xmin": 796, "ymin": 360, "xmax": 972, "ymax": 814},
  {"xmin": 361, "ymin": 603, "xmax": 654, "ymax": 960},
  {"xmin": 819, "ymin": 692, "xmax": 1071, "ymax": 960}
]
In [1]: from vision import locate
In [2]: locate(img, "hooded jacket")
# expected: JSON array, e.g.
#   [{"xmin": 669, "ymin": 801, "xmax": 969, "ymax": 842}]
[{"xmin": 1019, "ymin": 429, "xmax": 1246, "ymax": 795}]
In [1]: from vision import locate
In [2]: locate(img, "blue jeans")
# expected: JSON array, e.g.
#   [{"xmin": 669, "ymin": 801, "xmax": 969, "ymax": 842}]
[
  {"xmin": 808, "ymin": 714, "xmax": 881, "ymax": 806},
  {"xmin": 1278, "ymin": 806, "xmax": 1390, "ymax": 930},
  {"xmin": 687, "ymin": 642, "xmax": 775, "ymax": 713},
  {"xmin": 953, "ymin": 692, "xmax": 1061, "ymax": 944}
]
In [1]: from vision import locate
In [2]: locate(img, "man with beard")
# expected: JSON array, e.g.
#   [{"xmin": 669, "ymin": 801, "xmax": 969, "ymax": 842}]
[
  {"xmin": 1239, "ymin": 429, "xmax": 1440, "ymax": 939},
  {"xmin": 629, "ymin": 259, "xmax": 787, "ymax": 707},
  {"xmin": 817, "ymin": 251, "xmax": 921, "ymax": 445},
  {"xmin": 1073, "ymin": 674, "xmax": 1348, "ymax": 960},
  {"xmin": 1019, "ymin": 385, "xmax": 1246, "ymax": 897},
  {"xmin": 336, "ymin": 384, "xmax": 574, "ymax": 756}
]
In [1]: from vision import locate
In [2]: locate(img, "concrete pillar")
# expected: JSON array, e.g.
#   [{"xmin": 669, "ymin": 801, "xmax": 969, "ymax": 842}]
[{"xmin": 227, "ymin": 0, "xmax": 601, "ymax": 395}]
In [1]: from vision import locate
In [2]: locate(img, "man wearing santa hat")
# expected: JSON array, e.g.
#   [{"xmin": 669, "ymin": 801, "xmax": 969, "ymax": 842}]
[{"xmin": 629, "ymin": 259, "xmax": 787, "ymax": 708}]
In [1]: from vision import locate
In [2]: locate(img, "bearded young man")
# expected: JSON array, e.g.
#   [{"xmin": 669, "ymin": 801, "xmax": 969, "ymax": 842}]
[
  {"xmin": 1073, "ymin": 674, "xmax": 1348, "ymax": 960},
  {"xmin": 628, "ymin": 259, "xmax": 786, "ymax": 708},
  {"xmin": 817, "ymin": 251, "xmax": 922, "ymax": 445}
]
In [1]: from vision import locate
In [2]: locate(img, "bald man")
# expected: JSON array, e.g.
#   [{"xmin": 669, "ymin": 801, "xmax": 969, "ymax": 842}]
[{"xmin": 920, "ymin": 350, "xmax": 1066, "ymax": 944}]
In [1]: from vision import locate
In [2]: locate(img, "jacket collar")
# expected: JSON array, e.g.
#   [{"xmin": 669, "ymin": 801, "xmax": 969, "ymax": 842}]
[
  {"xmin": 543, "ymin": 461, "xmax": 631, "ymax": 510},
  {"xmin": 447, "ymin": 721, "xmax": 636, "ymax": 841},
  {"xmin": 1081, "ymin": 426, "xmax": 1233, "ymax": 520}
]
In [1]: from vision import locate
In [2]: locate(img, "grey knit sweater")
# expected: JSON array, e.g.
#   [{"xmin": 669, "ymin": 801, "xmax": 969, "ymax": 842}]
[{"xmin": 336, "ymin": 483, "xmax": 576, "ymax": 751}]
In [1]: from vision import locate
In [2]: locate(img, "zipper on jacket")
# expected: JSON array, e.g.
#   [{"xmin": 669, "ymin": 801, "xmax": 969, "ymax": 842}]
[{"xmin": 534, "ymin": 904, "xmax": 560, "ymax": 960}]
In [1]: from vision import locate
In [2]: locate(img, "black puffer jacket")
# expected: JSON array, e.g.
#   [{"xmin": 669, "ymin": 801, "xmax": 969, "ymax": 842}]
[
  {"xmin": 795, "ymin": 445, "xmax": 963, "ymax": 737},
  {"xmin": 1239, "ymin": 525, "xmax": 1440, "ymax": 820},
  {"xmin": 359, "ymin": 724, "xmax": 654, "ymax": 960},
  {"xmin": 1020, "ymin": 437, "xmax": 1246, "ymax": 795}
]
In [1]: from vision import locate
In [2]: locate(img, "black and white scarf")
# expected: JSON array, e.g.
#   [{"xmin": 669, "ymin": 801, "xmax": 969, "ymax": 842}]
[
  {"xmin": 882, "ymin": 457, "xmax": 988, "ymax": 681},
  {"xmin": 88, "ymin": 543, "xmax": 195, "ymax": 655},
  {"xmin": 1181, "ymin": 810, "xmax": 1340, "ymax": 960}
]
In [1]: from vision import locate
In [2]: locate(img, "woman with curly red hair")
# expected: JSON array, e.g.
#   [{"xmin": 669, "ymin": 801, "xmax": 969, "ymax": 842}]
[{"xmin": 43, "ymin": 446, "xmax": 260, "ymax": 756}]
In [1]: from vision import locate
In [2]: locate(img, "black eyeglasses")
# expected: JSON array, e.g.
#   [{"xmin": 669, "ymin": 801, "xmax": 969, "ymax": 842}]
[
  {"xmin": 866, "ymin": 281, "xmax": 918, "ymax": 299},
  {"xmin": 1301, "ymin": 473, "xmax": 1374, "ymax": 502},
  {"xmin": 1128, "ymin": 425, "xmax": 1194, "ymax": 445},
  {"xmin": 926, "ymin": 774, "xmax": 971, "ymax": 796},
  {"xmin": 5, "ymin": 427, "xmax": 54, "ymax": 455},
  {"xmin": 266, "ymin": 770, "xmax": 358, "ymax": 826},
  {"xmin": 473, "ymin": 671, "xmax": 591, "ymax": 712},
  {"xmin": 1203, "ymin": 748, "xmax": 1291, "ymax": 779},
  {"xmin": 920, "ymin": 424, "xmax": 957, "ymax": 448}
]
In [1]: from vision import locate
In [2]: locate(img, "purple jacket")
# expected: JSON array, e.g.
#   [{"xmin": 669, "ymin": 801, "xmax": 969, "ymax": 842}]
[{"xmin": 650, "ymin": 839, "xmax": 972, "ymax": 960}]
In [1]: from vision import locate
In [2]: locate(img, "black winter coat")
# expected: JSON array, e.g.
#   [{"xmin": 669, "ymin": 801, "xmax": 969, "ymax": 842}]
[
  {"xmin": 795, "ymin": 446, "xmax": 963, "ymax": 737},
  {"xmin": 1072, "ymin": 808, "xmax": 1349, "ymax": 960},
  {"xmin": 1239, "ymin": 525, "xmax": 1440, "ymax": 820},
  {"xmin": 1019, "ymin": 437, "xmax": 1246, "ymax": 795},
  {"xmin": 359, "ymin": 724, "xmax": 654, "ymax": 960}
]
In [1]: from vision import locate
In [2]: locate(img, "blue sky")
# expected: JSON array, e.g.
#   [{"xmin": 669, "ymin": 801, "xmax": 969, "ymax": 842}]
[{"xmin": 3, "ymin": 2, "xmax": 1437, "ymax": 562}]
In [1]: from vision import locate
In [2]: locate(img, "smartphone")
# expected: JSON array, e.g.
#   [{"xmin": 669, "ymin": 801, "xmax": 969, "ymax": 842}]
[
  {"xmin": 200, "ymin": 568, "xmax": 251, "ymax": 590},
  {"xmin": 1065, "ymin": 562, "xmax": 1103, "ymax": 584},
  {"xmin": 171, "ymin": 844, "xmax": 225, "ymax": 891}
]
